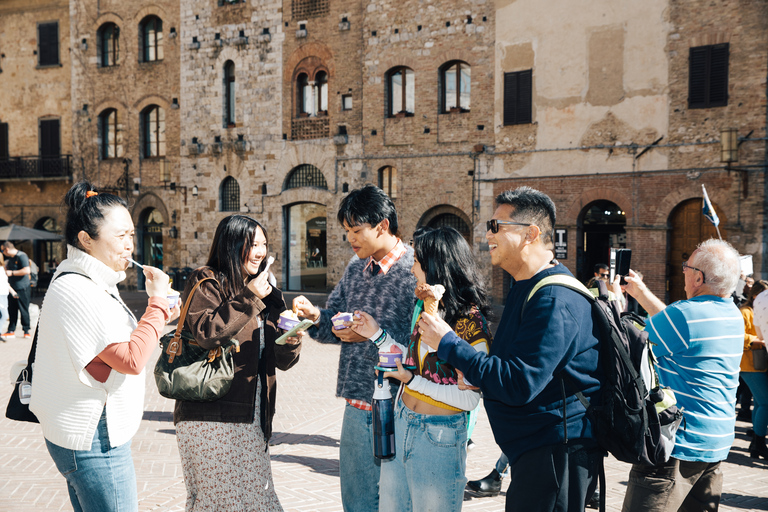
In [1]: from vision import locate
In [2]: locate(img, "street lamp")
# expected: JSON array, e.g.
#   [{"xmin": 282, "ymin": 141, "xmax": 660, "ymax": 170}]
[{"xmin": 720, "ymin": 127, "xmax": 739, "ymax": 164}]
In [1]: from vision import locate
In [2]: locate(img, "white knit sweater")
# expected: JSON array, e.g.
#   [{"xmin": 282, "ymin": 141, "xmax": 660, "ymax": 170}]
[{"xmin": 30, "ymin": 246, "xmax": 141, "ymax": 450}]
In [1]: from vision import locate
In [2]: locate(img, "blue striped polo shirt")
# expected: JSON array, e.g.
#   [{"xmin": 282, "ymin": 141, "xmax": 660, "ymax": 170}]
[{"xmin": 648, "ymin": 295, "xmax": 744, "ymax": 463}]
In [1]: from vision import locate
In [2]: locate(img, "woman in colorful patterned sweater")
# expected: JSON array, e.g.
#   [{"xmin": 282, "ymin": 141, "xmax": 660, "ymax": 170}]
[{"xmin": 352, "ymin": 226, "xmax": 492, "ymax": 512}]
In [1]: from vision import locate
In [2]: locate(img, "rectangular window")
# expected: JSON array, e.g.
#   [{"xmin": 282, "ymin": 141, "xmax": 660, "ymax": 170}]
[
  {"xmin": 292, "ymin": 0, "xmax": 329, "ymax": 19},
  {"xmin": 38, "ymin": 22, "xmax": 60, "ymax": 66},
  {"xmin": 342, "ymin": 94, "xmax": 352, "ymax": 110},
  {"xmin": 503, "ymin": 69, "xmax": 532, "ymax": 126},
  {"xmin": 40, "ymin": 119, "xmax": 61, "ymax": 157},
  {"xmin": 689, "ymin": 43, "xmax": 729, "ymax": 109},
  {"xmin": 0, "ymin": 123, "xmax": 8, "ymax": 159}
]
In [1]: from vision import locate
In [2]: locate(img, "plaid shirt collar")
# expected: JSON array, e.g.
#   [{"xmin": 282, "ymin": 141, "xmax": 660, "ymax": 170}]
[{"xmin": 364, "ymin": 239, "xmax": 406, "ymax": 275}]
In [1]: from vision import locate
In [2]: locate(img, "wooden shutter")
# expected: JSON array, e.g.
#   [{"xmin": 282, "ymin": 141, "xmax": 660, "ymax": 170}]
[
  {"xmin": 708, "ymin": 44, "xmax": 729, "ymax": 107},
  {"xmin": 40, "ymin": 119, "xmax": 60, "ymax": 157},
  {"xmin": 0, "ymin": 123, "xmax": 8, "ymax": 160},
  {"xmin": 504, "ymin": 70, "xmax": 532, "ymax": 125},
  {"xmin": 689, "ymin": 44, "xmax": 728, "ymax": 109},
  {"xmin": 38, "ymin": 22, "xmax": 59, "ymax": 66}
]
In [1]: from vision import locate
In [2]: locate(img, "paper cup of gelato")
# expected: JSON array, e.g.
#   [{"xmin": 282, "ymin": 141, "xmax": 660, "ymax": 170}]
[
  {"xmin": 278, "ymin": 310, "xmax": 300, "ymax": 331},
  {"xmin": 378, "ymin": 345, "xmax": 403, "ymax": 368},
  {"xmin": 332, "ymin": 312, "xmax": 354, "ymax": 330},
  {"xmin": 167, "ymin": 288, "xmax": 181, "ymax": 309}
]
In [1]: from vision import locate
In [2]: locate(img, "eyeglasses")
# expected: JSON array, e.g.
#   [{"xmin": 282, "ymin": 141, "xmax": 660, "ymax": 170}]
[
  {"xmin": 682, "ymin": 261, "xmax": 706, "ymax": 283},
  {"xmin": 486, "ymin": 219, "xmax": 532, "ymax": 234}
]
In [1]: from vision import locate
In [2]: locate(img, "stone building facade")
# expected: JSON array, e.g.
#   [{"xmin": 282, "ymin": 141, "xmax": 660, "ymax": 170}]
[
  {"xmin": 0, "ymin": 0, "xmax": 73, "ymax": 279},
  {"xmin": 484, "ymin": 0, "xmax": 767, "ymax": 303},
  {"xmin": 69, "ymin": 0, "xmax": 181, "ymax": 287}
]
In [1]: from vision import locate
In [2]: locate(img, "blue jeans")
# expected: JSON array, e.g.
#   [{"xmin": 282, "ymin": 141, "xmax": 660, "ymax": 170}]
[
  {"xmin": 45, "ymin": 410, "xmax": 138, "ymax": 512},
  {"xmin": 340, "ymin": 403, "xmax": 380, "ymax": 512},
  {"xmin": 741, "ymin": 371, "xmax": 768, "ymax": 436},
  {"xmin": 379, "ymin": 401, "xmax": 468, "ymax": 512}
]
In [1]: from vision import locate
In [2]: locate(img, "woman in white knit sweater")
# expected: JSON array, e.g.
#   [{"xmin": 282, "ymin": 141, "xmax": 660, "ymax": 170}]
[{"xmin": 30, "ymin": 181, "xmax": 179, "ymax": 512}]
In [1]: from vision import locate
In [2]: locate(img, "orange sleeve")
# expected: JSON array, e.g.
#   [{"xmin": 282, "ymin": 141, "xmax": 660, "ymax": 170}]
[{"xmin": 85, "ymin": 297, "xmax": 170, "ymax": 382}]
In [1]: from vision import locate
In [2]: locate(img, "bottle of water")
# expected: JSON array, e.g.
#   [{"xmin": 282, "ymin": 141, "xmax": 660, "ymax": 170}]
[{"xmin": 372, "ymin": 373, "xmax": 395, "ymax": 460}]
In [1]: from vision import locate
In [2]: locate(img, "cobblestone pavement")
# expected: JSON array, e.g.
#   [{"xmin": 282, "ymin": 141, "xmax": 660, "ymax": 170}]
[{"xmin": 0, "ymin": 292, "xmax": 767, "ymax": 511}]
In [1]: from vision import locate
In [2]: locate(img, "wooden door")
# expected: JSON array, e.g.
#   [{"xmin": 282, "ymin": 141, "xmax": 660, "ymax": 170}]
[{"xmin": 667, "ymin": 198, "xmax": 726, "ymax": 303}]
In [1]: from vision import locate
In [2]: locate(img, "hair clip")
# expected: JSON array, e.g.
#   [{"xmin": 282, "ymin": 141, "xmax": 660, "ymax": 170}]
[{"xmin": 86, "ymin": 191, "xmax": 98, "ymax": 198}]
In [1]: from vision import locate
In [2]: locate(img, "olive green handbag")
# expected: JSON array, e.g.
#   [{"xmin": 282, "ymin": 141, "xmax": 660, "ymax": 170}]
[{"xmin": 154, "ymin": 277, "xmax": 240, "ymax": 402}]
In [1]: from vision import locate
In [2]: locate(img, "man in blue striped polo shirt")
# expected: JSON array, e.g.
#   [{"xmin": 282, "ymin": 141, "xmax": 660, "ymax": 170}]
[{"xmin": 621, "ymin": 239, "xmax": 744, "ymax": 511}]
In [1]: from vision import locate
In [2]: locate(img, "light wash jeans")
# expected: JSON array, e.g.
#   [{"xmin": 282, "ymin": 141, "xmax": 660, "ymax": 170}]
[
  {"xmin": 741, "ymin": 371, "xmax": 768, "ymax": 437},
  {"xmin": 45, "ymin": 409, "xmax": 138, "ymax": 512},
  {"xmin": 340, "ymin": 403, "xmax": 380, "ymax": 512},
  {"xmin": 379, "ymin": 401, "xmax": 468, "ymax": 512}
]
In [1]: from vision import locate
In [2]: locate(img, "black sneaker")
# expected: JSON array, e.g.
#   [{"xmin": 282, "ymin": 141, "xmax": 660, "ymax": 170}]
[{"xmin": 465, "ymin": 469, "xmax": 502, "ymax": 498}]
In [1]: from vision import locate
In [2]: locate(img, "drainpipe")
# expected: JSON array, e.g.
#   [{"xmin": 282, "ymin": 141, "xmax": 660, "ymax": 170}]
[{"xmin": 763, "ymin": 62, "xmax": 768, "ymax": 278}]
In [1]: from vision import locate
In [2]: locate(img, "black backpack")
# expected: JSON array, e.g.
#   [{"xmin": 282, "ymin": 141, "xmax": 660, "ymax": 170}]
[{"xmin": 523, "ymin": 275, "xmax": 684, "ymax": 466}]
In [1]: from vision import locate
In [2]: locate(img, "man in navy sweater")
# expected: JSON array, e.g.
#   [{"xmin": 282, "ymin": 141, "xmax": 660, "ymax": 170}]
[{"xmin": 420, "ymin": 186, "xmax": 602, "ymax": 512}]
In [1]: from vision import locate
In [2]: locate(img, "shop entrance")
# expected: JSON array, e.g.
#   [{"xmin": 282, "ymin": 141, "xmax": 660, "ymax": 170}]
[
  {"xmin": 577, "ymin": 200, "xmax": 626, "ymax": 283},
  {"xmin": 137, "ymin": 208, "xmax": 164, "ymax": 290},
  {"xmin": 285, "ymin": 203, "xmax": 327, "ymax": 292}
]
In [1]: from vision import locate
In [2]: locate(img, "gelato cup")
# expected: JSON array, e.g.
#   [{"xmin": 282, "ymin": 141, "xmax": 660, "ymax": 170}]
[
  {"xmin": 378, "ymin": 345, "xmax": 403, "ymax": 368},
  {"xmin": 332, "ymin": 312, "xmax": 354, "ymax": 330},
  {"xmin": 278, "ymin": 310, "xmax": 300, "ymax": 331},
  {"xmin": 167, "ymin": 289, "xmax": 181, "ymax": 309}
]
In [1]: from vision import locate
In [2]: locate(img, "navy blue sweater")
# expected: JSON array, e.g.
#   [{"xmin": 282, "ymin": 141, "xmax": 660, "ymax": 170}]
[
  {"xmin": 437, "ymin": 264, "xmax": 601, "ymax": 464},
  {"xmin": 309, "ymin": 247, "xmax": 417, "ymax": 403}
]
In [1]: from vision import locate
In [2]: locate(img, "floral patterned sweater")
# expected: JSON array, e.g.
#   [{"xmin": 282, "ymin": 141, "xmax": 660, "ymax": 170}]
[{"xmin": 402, "ymin": 304, "xmax": 492, "ymax": 412}]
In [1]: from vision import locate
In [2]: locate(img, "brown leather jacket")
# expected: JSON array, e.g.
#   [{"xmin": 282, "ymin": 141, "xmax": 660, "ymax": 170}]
[{"xmin": 173, "ymin": 267, "xmax": 301, "ymax": 440}]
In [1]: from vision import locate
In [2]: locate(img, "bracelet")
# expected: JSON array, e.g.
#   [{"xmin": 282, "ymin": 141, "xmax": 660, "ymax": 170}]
[
  {"xmin": 372, "ymin": 329, "xmax": 387, "ymax": 347},
  {"xmin": 406, "ymin": 373, "xmax": 415, "ymax": 385}
]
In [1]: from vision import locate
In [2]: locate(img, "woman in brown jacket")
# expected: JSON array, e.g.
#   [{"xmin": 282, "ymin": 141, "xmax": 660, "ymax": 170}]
[{"xmin": 174, "ymin": 215, "xmax": 301, "ymax": 511}]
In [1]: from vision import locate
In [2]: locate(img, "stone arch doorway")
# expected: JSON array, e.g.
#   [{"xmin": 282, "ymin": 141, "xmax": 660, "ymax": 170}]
[
  {"xmin": 577, "ymin": 200, "xmax": 626, "ymax": 283},
  {"xmin": 284, "ymin": 202, "xmax": 327, "ymax": 292},
  {"xmin": 137, "ymin": 208, "xmax": 164, "ymax": 290},
  {"xmin": 417, "ymin": 206, "xmax": 472, "ymax": 245},
  {"xmin": 667, "ymin": 198, "xmax": 727, "ymax": 303}
]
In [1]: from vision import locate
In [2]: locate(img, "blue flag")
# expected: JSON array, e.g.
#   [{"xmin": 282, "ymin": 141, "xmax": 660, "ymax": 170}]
[{"xmin": 702, "ymin": 185, "xmax": 720, "ymax": 227}]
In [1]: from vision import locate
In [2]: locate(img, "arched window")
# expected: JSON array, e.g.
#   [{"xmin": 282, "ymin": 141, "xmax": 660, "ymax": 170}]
[
  {"xmin": 378, "ymin": 166, "xmax": 397, "ymax": 199},
  {"xmin": 139, "ymin": 16, "xmax": 163, "ymax": 63},
  {"xmin": 140, "ymin": 105, "xmax": 165, "ymax": 157},
  {"xmin": 98, "ymin": 108, "xmax": 120, "ymax": 159},
  {"xmin": 224, "ymin": 61, "xmax": 236, "ymax": 126},
  {"xmin": 297, "ymin": 73, "xmax": 311, "ymax": 116},
  {"xmin": 387, "ymin": 67, "xmax": 415, "ymax": 117},
  {"xmin": 441, "ymin": 61, "xmax": 470, "ymax": 112},
  {"xmin": 98, "ymin": 23, "xmax": 119, "ymax": 67},
  {"xmin": 427, "ymin": 213, "xmax": 470, "ymax": 242},
  {"xmin": 220, "ymin": 177, "xmax": 240, "ymax": 212},
  {"xmin": 315, "ymin": 71, "xmax": 328, "ymax": 115},
  {"xmin": 283, "ymin": 164, "xmax": 328, "ymax": 190}
]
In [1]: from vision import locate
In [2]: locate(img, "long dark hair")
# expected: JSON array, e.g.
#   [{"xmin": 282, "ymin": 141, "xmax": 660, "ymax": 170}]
[
  {"xmin": 744, "ymin": 280, "xmax": 768, "ymax": 310},
  {"xmin": 64, "ymin": 181, "xmax": 128, "ymax": 249},
  {"xmin": 206, "ymin": 215, "xmax": 268, "ymax": 298},
  {"xmin": 413, "ymin": 226, "xmax": 491, "ymax": 324}
]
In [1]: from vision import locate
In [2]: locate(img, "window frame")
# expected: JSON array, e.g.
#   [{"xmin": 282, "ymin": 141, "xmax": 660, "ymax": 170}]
[
  {"xmin": 141, "ymin": 105, "xmax": 165, "ymax": 158},
  {"xmin": 387, "ymin": 67, "xmax": 415, "ymax": 117},
  {"xmin": 224, "ymin": 61, "xmax": 236, "ymax": 126},
  {"xmin": 98, "ymin": 23, "xmax": 120, "ymax": 67},
  {"xmin": 37, "ymin": 21, "xmax": 60, "ymax": 67},
  {"xmin": 441, "ymin": 61, "xmax": 471, "ymax": 113},
  {"xmin": 688, "ymin": 43, "xmax": 729, "ymax": 109},
  {"xmin": 140, "ymin": 16, "xmax": 163, "ymax": 63},
  {"xmin": 220, "ymin": 176, "xmax": 241, "ymax": 212},
  {"xmin": 378, "ymin": 166, "xmax": 397, "ymax": 199},
  {"xmin": 99, "ymin": 109, "xmax": 120, "ymax": 160},
  {"xmin": 315, "ymin": 71, "xmax": 328, "ymax": 115},
  {"xmin": 503, "ymin": 69, "xmax": 533, "ymax": 126}
]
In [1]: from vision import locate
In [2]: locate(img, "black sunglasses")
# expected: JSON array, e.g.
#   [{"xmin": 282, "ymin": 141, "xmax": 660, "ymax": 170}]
[{"xmin": 486, "ymin": 219, "xmax": 532, "ymax": 234}]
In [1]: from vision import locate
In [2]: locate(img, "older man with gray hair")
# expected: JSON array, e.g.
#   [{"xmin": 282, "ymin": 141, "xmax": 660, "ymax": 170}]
[{"xmin": 621, "ymin": 238, "xmax": 744, "ymax": 511}]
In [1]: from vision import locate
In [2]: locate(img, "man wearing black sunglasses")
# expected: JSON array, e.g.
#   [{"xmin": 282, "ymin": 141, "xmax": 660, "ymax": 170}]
[{"xmin": 418, "ymin": 186, "xmax": 602, "ymax": 512}]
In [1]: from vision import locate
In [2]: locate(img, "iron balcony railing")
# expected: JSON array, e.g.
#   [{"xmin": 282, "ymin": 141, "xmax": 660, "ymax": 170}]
[{"xmin": 0, "ymin": 155, "xmax": 73, "ymax": 179}]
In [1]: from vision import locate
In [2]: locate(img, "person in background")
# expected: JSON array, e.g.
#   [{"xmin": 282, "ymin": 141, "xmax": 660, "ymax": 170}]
[
  {"xmin": 1, "ymin": 241, "xmax": 32, "ymax": 338},
  {"xmin": 292, "ymin": 185, "xmax": 418, "ymax": 512},
  {"xmin": 174, "ymin": 215, "xmax": 301, "ymax": 511},
  {"xmin": 352, "ymin": 226, "xmax": 493, "ymax": 512},
  {"xmin": 30, "ymin": 181, "xmax": 179, "ymax": 511},
  {"xmin": 746, "ymin": 281, "xmax": 768, "ymax": 459},
  {"xmin": 622, "ymin": 239, "xmax": 743, "ymax": 511},
  {"xmin": 593, "ymin": 263, "xmax": 609, "ymax": 283},
  {"xmin": 0, "ymin": 255, "xmax": 9, "ymax": 339}
]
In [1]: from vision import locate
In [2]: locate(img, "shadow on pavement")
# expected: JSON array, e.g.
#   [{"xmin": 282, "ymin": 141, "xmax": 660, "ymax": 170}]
[
  {"xmin": 143, "ymin": 411, "xmax": 174, "ymax": 422},
  {"xmin": 271, "ymin": 432, "xmax": 339, "ymax": 448},
  {"xmin": 270, "ymin": 453, "xmax": 339, "ymax": 477}
]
